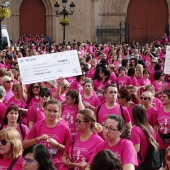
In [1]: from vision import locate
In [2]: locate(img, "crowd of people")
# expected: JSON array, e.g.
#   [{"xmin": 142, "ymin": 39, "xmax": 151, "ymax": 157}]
[{"xmin": 0, "ymin": 33, "xmax": 170, "ymax": 170}]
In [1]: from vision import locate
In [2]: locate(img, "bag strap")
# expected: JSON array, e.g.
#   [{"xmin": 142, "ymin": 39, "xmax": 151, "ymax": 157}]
[
  {"xmin": 7, "ymin": 157, "xmax": 19, "ymax": 170},
  {"xmin": 120, "ymin": 105, "xmax": 124, "ymax": 119},
  {"xmin": 19, "ymin": 123, "xmax": 25, "ymax": 140},
  {"xmin": 96, "ymin": 105, "xmax": 102, "ymax": 122}
]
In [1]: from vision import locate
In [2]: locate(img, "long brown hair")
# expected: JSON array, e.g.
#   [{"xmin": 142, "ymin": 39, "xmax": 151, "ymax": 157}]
[{"xmin": 132, "ymin": 104, "xmax": 158, "ymax": 150}]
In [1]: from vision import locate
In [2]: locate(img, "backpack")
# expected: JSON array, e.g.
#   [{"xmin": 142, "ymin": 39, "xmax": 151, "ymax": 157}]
[{"xmin": 138, "ymin": 143, "xmax": 162, "ymax": 170}]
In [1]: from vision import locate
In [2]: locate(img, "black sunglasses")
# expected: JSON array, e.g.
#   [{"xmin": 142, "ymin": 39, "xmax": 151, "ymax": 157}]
[
  {"xmin": 0, "ymin": 139, "xmax": 9, "ymax": 145},
  {"xmin": 32, "ymin": 86, "xmax": 40, "ymax": 89},
  {"xmin": 140, "ymin": 97, "xmax": 149, "ymax": 100},
  {"xmin": 64, "ymin": 85, "xmax": 69, "ymax": 89}
]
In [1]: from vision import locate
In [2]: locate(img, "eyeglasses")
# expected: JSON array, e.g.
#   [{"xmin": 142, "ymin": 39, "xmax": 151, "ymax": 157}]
[
  {"xmin": 32, "ymin": 86, "xmax": 40, "ymax": 89},
  {"xmin": 75, "ymin": 119, "xmax": 88, "ymax": 124},
  {"xmin": 144, "ymin": 72, "xmax": 149, "ymax": 74},
  {"xmin": 23, "ymin": 157, "xmax": 37, "ymax": 165},
  {"xmin": 0, "ymin": 139, "xmax": 10, "ymax": 145},
  {"xmin": 140, "ymin": 97, "xmax": 149, "ymax": 100},
  {"xmin": 103, "ymin": 125, "xmax": 119, "ymax": 132},
  {"xmin": 40, "ymin": 95, "xmax": 50, "ymax": 98},
  {"xmin": 166, "ymin": 155, "xmax": 170, "ymax": 161},
  {"xmin": 6, "ymin": 80, "xmax": 12, "ymax": 83}
]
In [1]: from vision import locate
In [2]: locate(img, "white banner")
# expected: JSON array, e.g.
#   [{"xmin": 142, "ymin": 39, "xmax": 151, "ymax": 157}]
[
  {"xmin": 164, "ymin": 46, "xmax": 170, "ymax": 74},
  {"xmin": 18, "ymin": 50, "xmax": 82, "ymax": 85}
]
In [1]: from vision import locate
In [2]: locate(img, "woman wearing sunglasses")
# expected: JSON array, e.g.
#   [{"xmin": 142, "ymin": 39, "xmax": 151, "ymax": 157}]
[
  {"xmin": 28, "ymin": 88, "xmax": 51, "ymax": 129},
  {"xmin": 23, "ymin": 98, "xmax": 71, "ymax": 169},
  {"xmin": 87, "ymin": 115, "xmax": 138, "ymax": 170},
  {"xmin": 164, "ymin": 146, "xmax": 170, "ymax": 170},
  {"xmin": 26, "ymin": 83, "xmax": 42, "ymax": 110},
  {"xmin": 130, "ymin": 104, "xmax": 159, "ymax": 170},
  {"xmin": 62, "ymin": 109, "xmax": 103, "ymax": 170},
  {"xmin": 23, "ymin": 144, "xmax": 56, "ymax": 170},
  {"xmin": 62, "ymin": 90, "xmax": 84, "ymax": 134},
  {"xmin": 0, "ymin": 128, "xmax": 23, "ymax": 170},
  {"xmin": 81, "ymin": 79, "xmax": 100, "ymax": 111},
  {"xmin": 140, "ymin": 91, "xmax": 157, "ymax": 127},
  {"xmin": 0, "ymin": 104, "xmax": 29, "ymax": 140}
]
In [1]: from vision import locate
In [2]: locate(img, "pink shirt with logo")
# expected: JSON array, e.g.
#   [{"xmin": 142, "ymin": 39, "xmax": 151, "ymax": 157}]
[
  {"xmin": 130, "ymin": 126, "xmax": 156, "ymax": 164},
  {"xmin": 89, "ymin": 139, "xmax": 138, "ymax": 166},
  {"xmin": 63, "ymin": 132, "xmax": 103, "ymax": 169},
  {"xmin": 0, "ymin": 156, "xmax": 23, "ymax": 170},
  {"xmin": 94, "ymin": 103, "xmax": 131, "ymax": 125},
  {"xmin": 116, "ymin": 76, "xmax": 132, "ymax": 89},
  {"xmin": 25, "ymin": 119, "xmax": 71, "ymax": 169},
  {"xmin": 4, "ymin": 89, "xmax": 14, "ymax": 104},
  {"xmin": 62, "ymin": 104, "xmax": 78, "ymax": 134},
  {"xmin": 82, "ymin": 94, "xmax": 101, "ymax": 108}
]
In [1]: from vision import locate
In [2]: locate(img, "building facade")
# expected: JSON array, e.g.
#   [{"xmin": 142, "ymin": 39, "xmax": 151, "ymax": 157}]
[{"xmin": 3, "ymin": 0, "xmax": 170, "ymax": 44}]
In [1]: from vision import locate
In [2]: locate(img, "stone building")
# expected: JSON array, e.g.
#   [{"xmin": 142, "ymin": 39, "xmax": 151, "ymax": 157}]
[{"xmin": 3, "ymin": 0, "xmax": 170, "ymax": 44}]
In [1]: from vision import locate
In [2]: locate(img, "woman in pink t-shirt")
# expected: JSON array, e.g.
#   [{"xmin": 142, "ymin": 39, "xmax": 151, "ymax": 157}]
[
  {"xmin": 26, "ymin": 83, "xmax": 42, "ymax": 110},
  {"xmin": 140, "ymin": 91, "xmax": 158, "ymax": 127},
  {"xmin": 81, "ymin": 79, "xmax": 100, "ymax": 111},
  {"xmin": 52, "ymin": 78, "xmax": 70, "ymax": 103},
  {"xmin": 152, "ymin": 71, "xmax": 167, "ymax": 100},
  {"xmin": 7, "ymin": 82, "xmax": 28, "ymax": 125},
  {"xmin": 118, "ymin": 88, "xmax": 140, "ymax": 125},
  {"xmin": 0, "ymin": 128, "xmax": 23, "ymax": 170},
  {"xmin": 62, "ymin": 90, "xmax": 84, "ymax": 134},
  {"xmin": 87, "ymin": 114, "xmax": 138, "ymax": 170},
  {"xmin": 23, "ymin": 98, "xmax": 72, "ymax": 169},
  {"xmin": 62, "ymin": 109, "xmax": 103, "ymax": 170},
  {"xmin": 0, "ymin": 104, "xmax": 29, "ymax": 140},
  {"xmin": 28, "ymin": 88, "xmax": 50, "ymax": 129},
  {"xmin": 130, "ymin": 104, "xmax": 158, "ymax": 169}
]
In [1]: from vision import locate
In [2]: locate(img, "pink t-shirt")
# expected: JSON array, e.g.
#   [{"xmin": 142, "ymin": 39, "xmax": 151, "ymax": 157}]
[
  {"xmin": 110, "ymin": 72, "xmax": 117, "ymax": 83},
  {"xmin": 130, "ymin": 126, "xmax": 156, "ymax": 164},
  {"xmin": 130, "ymin": 76, "xmax": 138, "ymax": 86},
  {"xmin": 138, "ymin": 77, "xmax": 151, "ymax": 94},
  {"xmin": 146, "ymin": 107, "xmax": 158, "ymax": 127},
  {"xmin": 94, "ymin": 103, "xmax": 131, "ymax": 125},
  {"xmin": 87, "ymin": 68, "xmax": 95, "ymax": 79},
  {"xmin": 70, "ymin": 80, "xmax": 83, "ymax": 92},
  {"xmin": 0, "ymin": 102, "xmax": 7, "ymax": 124},
  {"xmin": 94, "ymin": 80, "xmax": 111, "ymax": 92},
  {"xmin": 116, "ymin": 76, "xmax": 132, "ymax": 89},
  {"xmin": 152, "ymin": 97, "xmax": 163, "ymax": 110},
  {"xmin": 27, "ymin": 97, "xmax": 40, "ymax": 110},
  {"xmin": 126, "ymin": 103, "xmax": 135, "ymax": 125},
  {"xmin": 62, "ymin": 104, "xmax": 78, "ymax": 134},
  {"xmin": 57, "ymin": 94, "xmax": 66, "ymax": 103},
  {"xmin": 89, "ymin": 139, "xmax": 138, "ymax": 166},
  {"xmin": 1, "ymin": 124, "xmax": 29, "ymax": 140},
  {"xmin": 4, "ymin": 89, "xmax": 14, "ymax": 104},
  {"xmin": 64, "ymin": 132, "xmax": 103, "ymax": 167},
  {"xmin": 156, "ymin": 107, "xmax": 170, "ymax": 149},
  {"xmin": 0, "ymin": 156, "xmax": 23, "ymax": 170},
  {"xmin": 25, "ymin": 119, "xmax": 71, "ymax": 169},
  {"xmin": 28, "ymin": 104, "xmax": 45, "ymax": 124},
  {"xmin": 82, "ymin": 94, "xmax": 100, "ymax": 108}
]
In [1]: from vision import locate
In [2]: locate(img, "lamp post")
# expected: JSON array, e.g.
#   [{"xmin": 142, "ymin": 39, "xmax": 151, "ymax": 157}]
[
  {"xmin": 0, "ymin": 1, "xmax": 10, "ymax": 50},
  {"xmin": 54, "ymin": 0, "xmax": 75, "ymax": 45}
]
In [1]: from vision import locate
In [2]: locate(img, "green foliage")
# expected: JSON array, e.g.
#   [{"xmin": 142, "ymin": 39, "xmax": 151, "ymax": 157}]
[
  {"xmin": 0, "ymin": 7, "xmax": 11, "ymax": 20},
  {"xmin": 59, "ymin": 18, "xmax": 69, "ymax": 26}
]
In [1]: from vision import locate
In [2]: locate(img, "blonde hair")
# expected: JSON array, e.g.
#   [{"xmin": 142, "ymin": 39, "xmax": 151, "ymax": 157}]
[
  {"xmin": 2, "ymin": 76, "xmax": 12, "ymax": 86},
  {"xmin": 78, "ymin": 109, "xmax": 102, "ymax": 133},
  {"xmin": 164, "ymin": 146, "xmax": 170, "ymax": 170},
  {"xmin": 0, "ymin": 128, "xmax": 22, "ymax": 159},
  {"xmin": 141, "ymin": 91, "xmax": 154, "ymax": 101}
]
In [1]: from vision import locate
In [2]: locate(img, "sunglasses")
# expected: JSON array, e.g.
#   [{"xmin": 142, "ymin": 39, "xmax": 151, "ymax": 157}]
[
  {"xmin": 40, "ymin": 94, "xmax": 50, "ymax": 98},
  {"xmin": 6, "ymin": 80, "xmax": 12, "ymax": 83},
  {"xmin": 166, "ymin": 155, "xmax": 170, "ymax": 161},
  {"xmin": 0, "ymin": 139, "xmax": 9, "ymax": 145},
  {"xmin": 140, "ymin": 97, "xmax": 149, "ymax": 100},
  {"xmin": 64, "ymin": 85, "xmax": 69, "ymax": 89},
  {"xmin": 32, "ymin": 86, "xmax": 40, "ymax": 89},
  {"xmin": 144, "ymin": 72, "xmax": 149, "ymax": 74}
]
